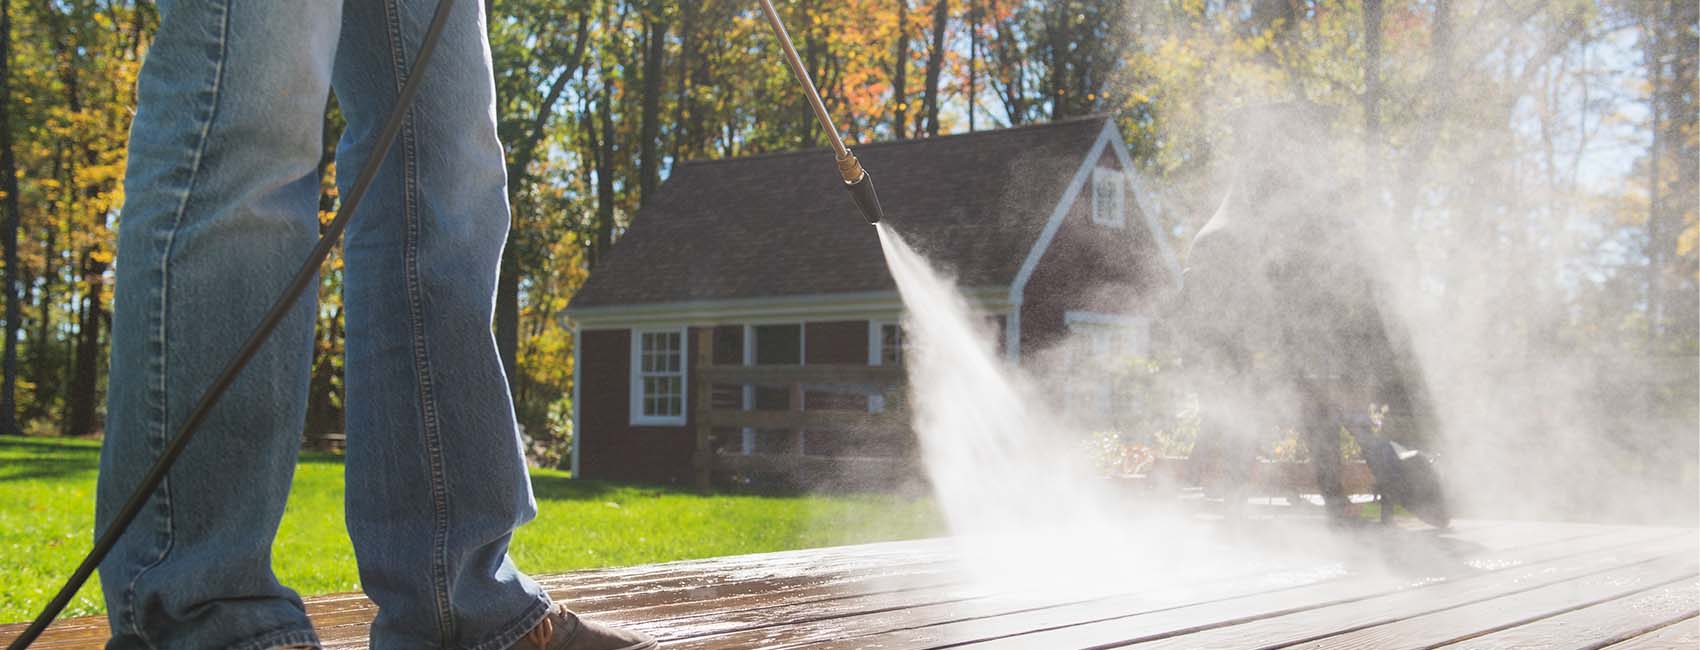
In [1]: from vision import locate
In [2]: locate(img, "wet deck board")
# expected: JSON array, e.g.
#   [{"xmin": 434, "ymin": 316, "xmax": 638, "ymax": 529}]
[{"xmin": 4, "ymin": 520, "xmax": 1695, "ymax": 649}]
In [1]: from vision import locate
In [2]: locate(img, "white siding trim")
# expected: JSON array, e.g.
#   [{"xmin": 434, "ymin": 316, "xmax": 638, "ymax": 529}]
[
  {"xmin": 1106, "ymin": 130, "xmax": 1183, "ymax": 285},
  {"xmin": 1064, "ymin": 310, "xmax": 1152, "ymax": 359},
  {"xmin": 868, "ymin": 320, "xmax": 889, "ymax": 413},
  {"xmin": 629, "ymin": 326, "xmax": 689, "ymax": 427},
  {"xmin": 1063, "ymin": 310, "xmax": 1149, "ymax": 327},
  {"xmin": 565, "ymin": 287, "xmax": 1011, "ymax": 330},
  {"xmin": 868, "ymin": 320, "xmax": 889, "ymax": 367},
  {"xmin": 1005, "ymin": 119, "xmax": 1117, "ymax": 362},
  {"xmin": 1005, "ymin": 307, "xmax": 1022, "ymax": 362},
  {"xmin": 570, "ymin": 328, "xmax": 582, "ymax": 478},
  {"xmin": 1008, "ymin": 120, "xmax": 1116, "ymax": 326}
]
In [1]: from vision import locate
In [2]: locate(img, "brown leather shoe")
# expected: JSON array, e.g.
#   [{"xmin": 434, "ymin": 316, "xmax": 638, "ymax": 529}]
[{"xmin": 513, "ymin": 603, "xmax": 658, "ymax": 650}]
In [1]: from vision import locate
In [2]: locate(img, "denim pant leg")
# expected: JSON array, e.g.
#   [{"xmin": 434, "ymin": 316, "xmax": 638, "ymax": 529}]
[
  {"xmin": 331, "ymin": 2, "xmax": 551, "ymax": 648},
  {"xmin": 96, "ymin": 1, "xmax": 341, "ymax": 649}
]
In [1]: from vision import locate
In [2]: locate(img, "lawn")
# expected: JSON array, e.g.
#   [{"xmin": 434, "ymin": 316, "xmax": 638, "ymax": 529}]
[{"xmin": 0, "ymin": 436, "xmax": 943, "ymax": 624}]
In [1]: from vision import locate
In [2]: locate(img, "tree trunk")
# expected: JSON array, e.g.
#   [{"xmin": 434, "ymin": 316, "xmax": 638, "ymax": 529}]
[
  {"xmin": 29, "ymin": 206, "xmax": 55, "ymax": 422},
  {"xmin": 0, "ymin": 0, "xmax": 22, "ymax": 435},
  {"xmin": 304, "ymin": 306, "xmax": 342, "ymax": 442},
  {"xmin": 638, "ymin": 14, "xmax": 667, "ymax": 205},
  {"xmin": 593, "ymin": 80, "xmax": 616, "ymax": 263},
  {"xmin": 671, "ymin": 1, "xmax": 693, "ymax": 160},
  {"xmin": 988, "ymin": 0, "xmax": 1027, "ymax": 124},
  {"xmin": 1045, "ymin": 1, "xmax": 1071, "ymax": 120},
  {"xmin": 967, "ymin": 0, "xmax": 978, "ymax": 132},
  {"xmin": 1393, "ymin": 0, "xmax": 1452, "ymax": 228},
  {"xmin": 921, "ymin": 0, "xmax": 949, "ymax": 137},
  {"xmin": 65, "ymin": 252, "xmax": 103, "ymax": 436},
  {"xmin": 1362, "ymin": 0, "xmax": 1382, "ymax": 175},
  {"xmin": 1643, "ymin": 2, "xmax": 1665, "ymax": 345},
  {"xmin": 893, "ymin": 0, "xmax": 910, "ymax": 140},
  {"xmin": 1665, "ymin": 0, "xmax": 1699, "ymax": 347}
]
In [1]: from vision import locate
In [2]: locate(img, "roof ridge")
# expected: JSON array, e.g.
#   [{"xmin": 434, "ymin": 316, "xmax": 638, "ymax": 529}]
[{"xmin": 675, "ymin": 114, "xmax": 1111, "ymax": 168}]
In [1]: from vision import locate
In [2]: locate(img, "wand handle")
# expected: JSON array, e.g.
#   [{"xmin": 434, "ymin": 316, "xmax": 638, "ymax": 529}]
[{"xmin": 757, "ymin": 0, "xmax": 857, "ymax": 173}]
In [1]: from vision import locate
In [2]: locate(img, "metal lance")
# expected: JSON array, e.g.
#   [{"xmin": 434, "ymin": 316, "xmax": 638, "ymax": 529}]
[{"xmin": 756, "ymin": 0, "xmax": 884, "ymax": 224}]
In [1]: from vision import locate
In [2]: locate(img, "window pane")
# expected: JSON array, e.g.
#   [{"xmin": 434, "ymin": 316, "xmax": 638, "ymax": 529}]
[{"xmin": 754, "ymin": 324, "xmax": 802, "ymax": 365}]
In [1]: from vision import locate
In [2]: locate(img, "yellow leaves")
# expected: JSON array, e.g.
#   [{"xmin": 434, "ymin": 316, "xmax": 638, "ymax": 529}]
[{"xmin": 1677, "ymin": 220, "xmax": 1699, "ymax": 259}]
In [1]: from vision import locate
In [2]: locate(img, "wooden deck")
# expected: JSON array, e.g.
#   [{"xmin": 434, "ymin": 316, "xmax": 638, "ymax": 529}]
[{"xmin": 6, "ymin": 519, "xmax": 1697, "ymax": 649}]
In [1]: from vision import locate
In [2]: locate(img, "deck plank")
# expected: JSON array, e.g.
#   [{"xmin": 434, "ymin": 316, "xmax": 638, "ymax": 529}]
[
  {"xmin": 1439, "ymin": 579, "xmax": 1699, "ymax": 650},
  {"xmin": 835, "ymin": 531, "xmax": 1689, "ymax": 650},
  {"xmin": 724, "ymin": 524, "xmax": 1657, "ymax": 650},
  {"xmin": 1600, "ymin": 615, "xmax": 1700, "ymax": 650},
  {"xmin": 1091, "ymin": 533, "xmax": 1699, "ymax": 650},
  {"xmin": 5, "ymin": 520, "xmax": 1694, "ymax": 650},
  {"xmin": 1286, "ymin": 554, "xmax": 1699, "ymax": 650}
]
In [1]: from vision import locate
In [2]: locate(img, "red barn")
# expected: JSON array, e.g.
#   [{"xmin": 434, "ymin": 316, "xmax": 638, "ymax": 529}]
[{"xmin": 563, "ymin": 116, "xmax": 1179, "ymax": 484}]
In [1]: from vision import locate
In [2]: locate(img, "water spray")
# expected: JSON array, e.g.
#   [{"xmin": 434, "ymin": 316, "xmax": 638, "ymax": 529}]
[{"xmin": 757, "ymin": 0, "xmax": 884, "ymax": 224}]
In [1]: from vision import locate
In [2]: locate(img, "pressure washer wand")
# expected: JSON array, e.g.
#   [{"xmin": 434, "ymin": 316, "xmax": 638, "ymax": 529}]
[{"xmin": 756, "ymin": 0, "xmax": 884, "ymax": 224}]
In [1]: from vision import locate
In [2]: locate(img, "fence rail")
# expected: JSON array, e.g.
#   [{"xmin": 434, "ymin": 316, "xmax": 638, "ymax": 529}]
[{"xmin": 689, "ymin": 329, "xmax": 911, "ymax": 489}]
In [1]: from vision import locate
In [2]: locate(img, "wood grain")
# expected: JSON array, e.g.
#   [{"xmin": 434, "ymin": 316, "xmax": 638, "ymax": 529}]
[
  {"xmin": 1439, "ymin": 579, "xmax": 1698, "ymax": 650},
  {"xmin": 5, "ymin": 520, "xmax": 1694, "ymax": 650}
]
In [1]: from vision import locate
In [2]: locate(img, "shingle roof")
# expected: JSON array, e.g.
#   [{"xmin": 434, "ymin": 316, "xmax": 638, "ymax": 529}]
[{"xmin": 567, "ymin": 115, "xmax": 1111, "ymax": 310}]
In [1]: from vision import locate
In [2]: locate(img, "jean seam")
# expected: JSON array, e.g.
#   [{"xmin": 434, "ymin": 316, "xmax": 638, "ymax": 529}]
[
  {"xmin": 382, "ymin": 0, "xmax": 455, "ymax": 642},
  {"xmin": 462, "ymin": 594, "xmax": 552, "ymax": 650},
  {"xmin": 225, "ymin": 626, "xmax": 323, "ymax": 650},
  {"xmin": 119, "ymin": 2, "xmax": 232, "ymax": 647}
]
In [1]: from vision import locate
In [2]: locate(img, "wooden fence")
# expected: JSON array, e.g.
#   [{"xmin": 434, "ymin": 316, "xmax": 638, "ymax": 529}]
[{"xmin": 688, "ymin": 329, "xmax": 912, "ymax": 490}]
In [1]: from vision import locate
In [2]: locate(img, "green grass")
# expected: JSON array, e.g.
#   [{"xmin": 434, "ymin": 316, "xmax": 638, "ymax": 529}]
[{"xmin": 0, "ymin": 436, "xmax": 943, "ymax": 624}]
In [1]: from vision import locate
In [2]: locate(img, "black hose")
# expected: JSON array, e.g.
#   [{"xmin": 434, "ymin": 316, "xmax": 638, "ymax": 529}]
[{"xmin": 5, "ymin": 0, "xmax": 456, "ymax": 646}]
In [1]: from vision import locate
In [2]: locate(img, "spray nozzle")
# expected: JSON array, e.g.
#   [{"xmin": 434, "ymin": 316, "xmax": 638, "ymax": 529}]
[{"xmin": 837, "ymin": 151, "xmax": 884, "ymax": 224}]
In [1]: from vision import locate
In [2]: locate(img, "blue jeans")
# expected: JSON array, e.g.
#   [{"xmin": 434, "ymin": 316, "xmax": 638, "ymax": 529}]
[{"xmin": 96, "ymin": 1, "xmax": 551, "ymax": 648}]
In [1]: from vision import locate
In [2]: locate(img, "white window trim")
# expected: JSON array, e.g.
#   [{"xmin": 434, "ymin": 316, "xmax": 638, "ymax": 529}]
[
  {"xmin": 1063, "ymin": 311, "xmax": 1152, "ymax": 359},
  {"xmin": 1091, "ymin": 166, "xmax": 1127, "ymax": 228},
  {"xmin": 630, "ymin": 326, "xmax": 689, "ymax": 427},
  {"xmin": 741, "ymin": 322, "xmax": 808, "ymax": 452},
  {"xmin": 740, "ymin": 325, "xmax": 755, "ymax": 454},
  {"xmin": 868, "ymin": 320, "xmax": 900, "ymax": 413},
  {"xmin": 868, "ymin": 320, "xmax": 903, "ymax": 367}
]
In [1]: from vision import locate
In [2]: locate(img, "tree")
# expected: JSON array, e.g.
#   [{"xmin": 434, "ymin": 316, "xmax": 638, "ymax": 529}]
[
  {"xmin": 920, "ymin": 0, "xmax": 950, "ymax": 136},
  {"xmin": 892, "ymin": 0, "xmax": 910, "ymax": 139},
  {"xmin": 0, "ymin": 0, "xmax": 21, "ymax": 436},
  {"xmin": 637, "ymin": 3, "xmax": 667, "ymax": 204}
]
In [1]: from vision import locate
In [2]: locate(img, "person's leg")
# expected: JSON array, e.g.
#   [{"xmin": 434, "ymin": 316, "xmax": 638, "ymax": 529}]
[
  {"xmin": 1299, "ymin": 378, "xmax": 1348, "ymax": 520},
  {"xmin": 96, "ymin": 1, "xmax": 340, "ymax": 648},
  {"xmin": 331, "ymin": 2, "xmax": 550, "ymax": 648}
]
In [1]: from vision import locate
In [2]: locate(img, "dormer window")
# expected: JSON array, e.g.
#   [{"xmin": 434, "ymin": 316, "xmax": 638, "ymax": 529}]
[{"xmin": 1091, "ymin": 167, "xmax": 1126, "ymax": 228}]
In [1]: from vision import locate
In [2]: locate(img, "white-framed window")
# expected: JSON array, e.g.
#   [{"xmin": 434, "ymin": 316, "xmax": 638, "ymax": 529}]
[
  {"xmin": 879, "ymin": 323, "xmax": 903, "ymax": 366},
  {"xmin": 1091, "ymin": 167, "xmax": 1126, "ymax": 228},
  {"xmin": 868, "ymin": 320, "xmax": 904, "ymax": 412},
  {"xmin": 630, "ymin": 328, "xmax": 688, "ymax": 426},
  {"xmin": 1062, "ymin": 312, "xmax": 1150, "ymax": 422}
]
